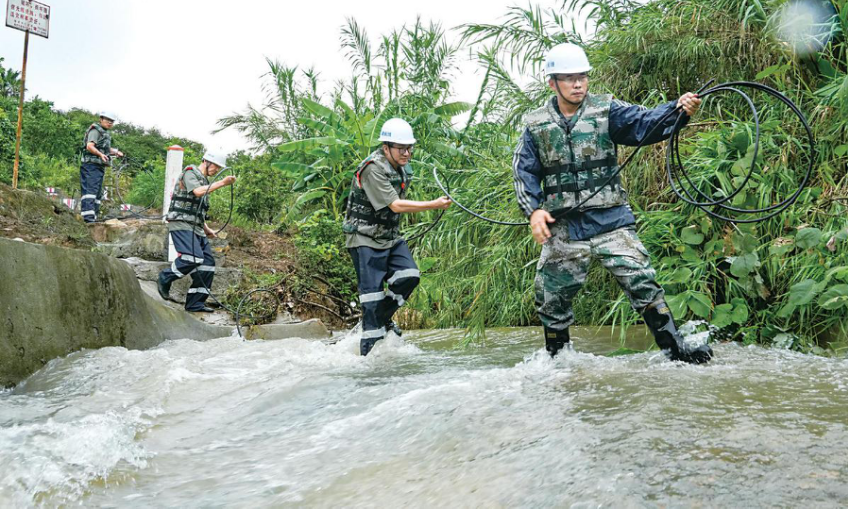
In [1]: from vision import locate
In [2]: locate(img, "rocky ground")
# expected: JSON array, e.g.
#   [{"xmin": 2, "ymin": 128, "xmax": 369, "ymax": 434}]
[{"xmin": 0, "ymin": 183, "xmax": 354, "ymax": 330}]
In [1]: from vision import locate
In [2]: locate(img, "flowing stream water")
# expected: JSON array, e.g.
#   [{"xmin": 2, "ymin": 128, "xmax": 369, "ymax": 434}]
[{"xmin": 2, "ymin": 326, "xmax": 848, "ymax": 508}]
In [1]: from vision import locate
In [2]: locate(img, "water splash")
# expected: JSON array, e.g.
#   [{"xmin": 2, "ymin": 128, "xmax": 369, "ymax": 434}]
[{"xmin": 3, "ymin": 328, "xmax": 848, "ymax": 506}]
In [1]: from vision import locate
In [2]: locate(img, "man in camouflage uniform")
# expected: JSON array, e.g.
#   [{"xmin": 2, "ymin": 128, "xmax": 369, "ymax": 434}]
[
  {"xmin": 513, "ymin": 43, "xmax": 712, "ymax": 364},
  {"xmin": 344, "ymin": 118, "xmax": 451, "ymax": 356},
  {"xmin": 80, "ymin": 112, "xmax": 123, "ymax": 223}
]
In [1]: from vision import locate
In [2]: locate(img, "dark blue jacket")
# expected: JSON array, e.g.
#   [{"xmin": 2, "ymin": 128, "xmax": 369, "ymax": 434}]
[{"xmin": 512, "ymin": 96, "xmax": 688, "ymax": 240}]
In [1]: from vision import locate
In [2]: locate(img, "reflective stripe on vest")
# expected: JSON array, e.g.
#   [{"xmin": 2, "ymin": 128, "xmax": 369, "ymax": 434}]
[
  {"xmin": 166, "ymin": 166, "xmax": 210, "ymax": 223},
  {"xmin": 342, "ymin": 150, "xmax": 409, "ymax": 241}
]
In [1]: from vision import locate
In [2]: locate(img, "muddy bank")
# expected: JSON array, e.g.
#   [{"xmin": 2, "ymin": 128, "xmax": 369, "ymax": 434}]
[{"xmin": 0, "ymin": 183, "xmax": 94, "ymax": 249}]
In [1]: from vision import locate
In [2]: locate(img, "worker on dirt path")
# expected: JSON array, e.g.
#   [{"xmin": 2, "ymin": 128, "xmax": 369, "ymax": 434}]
[
  {"xmin": 343, "ymin": 118, "xmax": 452, "ymax": 356},
  {"xmin": 513, "ymin": 43, "xmax": 713, "ymax": 364},
  {"xmin": 157, "ymin": 152, "xmax": 235, "ymax": 313},
  {"xmin": 80, "ymin": 112, "xmax": 123, "ymax": 223}
]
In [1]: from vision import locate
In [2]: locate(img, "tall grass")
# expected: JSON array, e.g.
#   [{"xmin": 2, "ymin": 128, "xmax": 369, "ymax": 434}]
[{"xmin": 220, "ymin": 0, "xmax": 848, "ymax": 350}]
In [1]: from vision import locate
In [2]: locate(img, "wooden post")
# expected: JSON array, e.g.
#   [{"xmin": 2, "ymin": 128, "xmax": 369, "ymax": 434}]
[{"xmin": 12, "ymin": 30, "xmax": 29, "ymax": 189}]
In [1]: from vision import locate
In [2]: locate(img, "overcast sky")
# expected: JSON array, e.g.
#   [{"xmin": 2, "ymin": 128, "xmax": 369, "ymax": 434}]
[{"xmin": 0, "ymin": 0, "xmax": 572, "ymax": 156}]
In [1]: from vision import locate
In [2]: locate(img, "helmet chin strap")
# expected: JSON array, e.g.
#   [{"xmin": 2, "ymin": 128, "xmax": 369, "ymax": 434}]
[{"xmin": 385, "ymin": 145, "xmax": 401, "ymax": 169}]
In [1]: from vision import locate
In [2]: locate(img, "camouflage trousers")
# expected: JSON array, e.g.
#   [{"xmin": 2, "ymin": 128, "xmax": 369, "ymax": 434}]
[{"xmin": 535, "ymin": 225, "xmax": 663, "ymax": 331}]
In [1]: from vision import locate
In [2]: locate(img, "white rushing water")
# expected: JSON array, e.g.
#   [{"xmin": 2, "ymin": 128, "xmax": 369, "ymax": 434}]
[{"xmin": 2, "ymin": 327, "xmax": 848, "ymax": 507}]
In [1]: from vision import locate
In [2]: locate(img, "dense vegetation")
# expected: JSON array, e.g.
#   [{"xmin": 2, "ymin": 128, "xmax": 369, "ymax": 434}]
[
  {"xmin": 0, "ymin": 56, "xmax": 205, "ymax": 206},
  {"xmin": 219, "ymin": 0, "xmax": 847, "ymax": 350},
  {"xmin": 3, "ymin": 1, "xmax": 846, "ymax": 351}
]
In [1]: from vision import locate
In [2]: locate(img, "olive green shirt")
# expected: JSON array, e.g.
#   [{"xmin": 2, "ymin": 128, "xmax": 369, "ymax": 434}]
[
  {"xmin": 345, "ymin": 159, "xmax": 402, "ymax": 250},
  {"xmin": 85, "ymin": 127, "xmax": 103, "ymax": 146},
  {"xmin": 167, "ymin": 168, "xmax": 209, "ymax": 237},
  {"xmin": 82, "ymin": 126, "xmax": 111, "ymax": 166}
]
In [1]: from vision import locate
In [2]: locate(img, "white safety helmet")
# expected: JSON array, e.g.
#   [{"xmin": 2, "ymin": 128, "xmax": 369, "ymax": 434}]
[
  {"xmin": 202, "ymin": 151, "xmax": 228, "ymax": 169},
  {"xmin": 378, "ymin": 118, "xmax": 416, "ymax": 145},
  {"xmin": 543, "ymin": 43, "xmax": 592, "ymax": 76},
  {"xmin": 98, "ymin": 111, "xmax": 118, "ymax": 122}
]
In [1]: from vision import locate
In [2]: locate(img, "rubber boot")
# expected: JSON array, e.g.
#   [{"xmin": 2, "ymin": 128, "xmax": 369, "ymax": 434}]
[
  {"xmin": 385, "ymin": 320, "xmax": 403, "ymax": 337},
  {"xmin": 643, "ymin": 301, "xmax": 713, "ymax": 364},
  {"xmin": 360, "ymin": 338, "xmax": 380, "ymax": 357},
  {"xmin": 157, "ymin": 273, "xmax": 172, "ymax": 302},
  {"xmin": 544, "ymin": 327, "xmax": 570, "ymax": 357}
]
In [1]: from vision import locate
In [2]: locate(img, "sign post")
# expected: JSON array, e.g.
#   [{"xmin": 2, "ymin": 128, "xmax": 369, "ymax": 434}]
[{"xmin": 5, "ymin": 0, "xmax": 50, "ymax": 189}]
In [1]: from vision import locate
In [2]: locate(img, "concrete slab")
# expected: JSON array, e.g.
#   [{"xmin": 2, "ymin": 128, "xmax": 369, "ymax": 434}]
[
  {"xmin": 244, "ymin": 319, "xmax": 331, "ymax": 341},
  {"xmin": 124, "ymin": 257, "xmax": 242, "ymax": 304}
]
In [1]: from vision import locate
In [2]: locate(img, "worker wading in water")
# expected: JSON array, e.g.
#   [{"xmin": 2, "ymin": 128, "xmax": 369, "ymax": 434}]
[
  {"xmin": 343, "ymin": 118, "xmax": 452, "ymax": 356},
  {"xmin": 513, "ymin": 43, "xmax": 713, "ymax": 364}
]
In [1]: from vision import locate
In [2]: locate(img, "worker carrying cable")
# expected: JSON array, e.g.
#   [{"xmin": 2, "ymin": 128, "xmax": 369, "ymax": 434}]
[
  {"xmin": 157, "ymin": 151, "xmax": 235, "ymax": 313},
  {"xmin": 343, "ymin": 118, "xmax": 452, "ymax": 356},
  {"xmin": 513, "ymin": 43, "xmax": 713, "ymax": 363}
]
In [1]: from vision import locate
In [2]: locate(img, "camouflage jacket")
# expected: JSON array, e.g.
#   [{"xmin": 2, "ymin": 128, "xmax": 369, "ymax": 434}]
[{"xmin": 513, "ymin": 95, "xmax": 686, "ymax": 217}]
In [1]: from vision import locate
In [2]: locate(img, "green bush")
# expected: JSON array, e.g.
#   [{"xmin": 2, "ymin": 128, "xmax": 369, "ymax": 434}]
[
  {"xmin": 293, "ymin": 210, "xmax": 357, "ymax": 303},
  {"xmin": 126, "ymin": 163, "xmax": 165, "ymax": 208},
  {"xmin": 230, "ymin": 151, "xmax": 288, "ymax": 224},
  {"xmin": 29, "ymin": 154, "xmax": 78, "ymax": 193}
]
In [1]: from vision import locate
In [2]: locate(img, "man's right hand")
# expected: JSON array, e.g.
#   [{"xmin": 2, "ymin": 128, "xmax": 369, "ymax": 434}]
[
  {"xmin": 431, "ymin": 196, "xmax": 452, "ymax": 210},
  {"xmin": 530, "ymin": 209, "xmax": 555, "ymax": 245},
  {"xmin": 99, "ymin": 154, "xmax": 110, "ymax": 164},
  {"xmin": 222, "ymin": 176, "xmax": 236, "ymax": 186}
]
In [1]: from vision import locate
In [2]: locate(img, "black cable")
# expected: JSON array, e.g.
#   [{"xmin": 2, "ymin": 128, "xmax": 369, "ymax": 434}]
[
  {"xmin": 235, "ymin": 288, "xmax": 280, "ymax": 338},
  {"xmin": 182, "ymin": 166, "xmax": 278, "ymax": 337},
  {"xmin": 666, "ymin": 81, "xmax": 814, "ymax": 223},
  {"xmin": 213, "ymin": 182, "xmax": 234, "ymax": 235},
  {"xmin": 431, "ymin": 79, "xmax": 814, "ymax": 226},
  {"xmin": 91, "ymin": 155, "xmax": 160, "ymax": 223},
  {"xmin": 431, "ymin": 80, "xmax": 718, "ymax": 225},
  {"xmin": 110, "ymin": 156, "xmax": 155, "ymax": 216},
  {"xmin": 432, "ymin": 166, "xmax": 529, "ymax": 226},
  {"xmin": 404, "ymin": 164, "xmax": 450, "ymax": 244},
  {"xmin": 405, "ymin": 208, "xmax": 445, "ymax": 244}
]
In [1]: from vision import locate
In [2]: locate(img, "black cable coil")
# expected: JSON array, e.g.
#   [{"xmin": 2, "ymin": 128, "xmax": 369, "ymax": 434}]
[{"xmin": 432, "ymin": 79, "xmax": 815, "ymax": 226}]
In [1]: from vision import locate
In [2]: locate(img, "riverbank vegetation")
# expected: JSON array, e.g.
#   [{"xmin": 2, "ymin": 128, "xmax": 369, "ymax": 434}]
[
  {"xmin": 221, "ymin": 0, "xmax": 848, "ymax": 350},
  {"xmin": 2, "ymin": 1, "xmax": 846, "ymax": 350}
]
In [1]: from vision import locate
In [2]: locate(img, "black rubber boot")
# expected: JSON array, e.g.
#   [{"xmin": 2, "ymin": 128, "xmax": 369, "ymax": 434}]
[
  {"xmin": 544, "ymin": 327, "xmax": 570, "ymax": 357},
  {"xmin": 643, "ymin": 301, "xmax": 713, "ymax": 364},
  {"xmin": 385, "ymin": 320, "xmax": 403, "ymax": 337},
  {"xmin": 157, "ymin": 274, "xmax": 172, "ymax": 302},
  {"xmin": 360, "ymin": 338, "xmax": 380, "ymax": 356}
]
